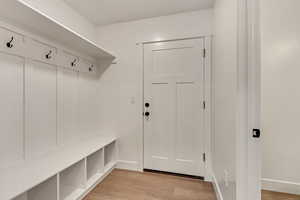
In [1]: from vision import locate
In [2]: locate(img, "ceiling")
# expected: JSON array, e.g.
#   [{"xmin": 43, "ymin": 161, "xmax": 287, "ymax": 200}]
[{"xmin": 63, "ymin": 0, "xmax": 214, "ymax": 26}]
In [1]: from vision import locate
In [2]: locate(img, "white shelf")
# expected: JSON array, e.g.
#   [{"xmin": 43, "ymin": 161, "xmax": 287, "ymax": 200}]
[
  {"xmin": 0, "ymin": 135, "xmax": 117, "ymax": 200},
  {"xmin": 0, "ymin": 0, "xmax": 115, "ymax": 61}
]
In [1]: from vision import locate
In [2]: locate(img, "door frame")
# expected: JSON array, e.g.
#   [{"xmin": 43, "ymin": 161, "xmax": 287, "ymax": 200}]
[
  {"xmin": 237, "ymin": 0, "xmax": 261, "ymax": 199},
  {"xmin": 137, "ymin": 36, "xmax": 212, "ymax": 181}
]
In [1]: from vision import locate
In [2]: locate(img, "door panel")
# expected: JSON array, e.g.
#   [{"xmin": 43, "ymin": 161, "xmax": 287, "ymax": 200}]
[
  {"xmin": 144, "ymin": 39, "xmax": 205, "ymax": 176},
  {"xmin": 150, "ymin": 83, "xmax": 174, "ymax": 171},
  {"xmin": 175, "ymin": 82, "xmax": 203, "ymax": 175}
]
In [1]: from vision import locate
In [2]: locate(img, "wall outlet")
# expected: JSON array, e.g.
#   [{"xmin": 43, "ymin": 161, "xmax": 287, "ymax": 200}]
[{"xmin": 224, "ymin": 169, "xmax": 229, "ymax": 187}]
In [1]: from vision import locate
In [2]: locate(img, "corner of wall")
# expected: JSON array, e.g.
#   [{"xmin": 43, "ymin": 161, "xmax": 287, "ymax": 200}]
[{"xmin": 211, "ymin": 170, "xmax": 224, "ymax": 200}]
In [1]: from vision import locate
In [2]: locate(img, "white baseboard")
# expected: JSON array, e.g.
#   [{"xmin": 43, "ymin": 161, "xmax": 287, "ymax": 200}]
[
  {"xmin": 262, "ymin": 178, "xmax": 300, "ymax": 195},
  {"xmin": 116, "ymin": 160, "xmax": 139, "ymax": 171},
  {"xmin": 211, "ymin": 171, "xmax": 224, "ymax": 200}
]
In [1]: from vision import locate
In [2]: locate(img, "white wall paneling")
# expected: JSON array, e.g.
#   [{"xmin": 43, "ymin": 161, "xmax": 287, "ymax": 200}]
[
  {"xmin": 0, "ymin": 6, "xmax": 117, "ymax": 199},
  {"xmin": 25, "ymin": 60, "xmax": 58, "ymax": 159},
  {"xmin": 79, "ymin": 73, "xmax": 100, "ymax": 137},
  {"xmin": 57, "ymin": 68, "xmax": 80, "ymax": 146},
  {"xmin": 0, "ymin": 53, "xmax": 24, "ymax": 169}
]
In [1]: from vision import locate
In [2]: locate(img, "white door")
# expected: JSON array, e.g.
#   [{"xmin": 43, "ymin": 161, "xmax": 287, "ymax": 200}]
[{"xmin": 143, "ymin": 38, "xmax": 205, "ymax": 176}]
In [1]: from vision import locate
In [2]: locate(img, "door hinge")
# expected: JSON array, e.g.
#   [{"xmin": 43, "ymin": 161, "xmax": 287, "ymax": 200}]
[
  {"xmin": 203, "ymin": 48, "xmax": 206, "ymax": 58},
  {"xmin": 203, "ymin": 153, "xmax": 206, "ymax": 162},
  {"xmin": 203, "ymin": 101, "xmax": 206, "ymax": 109}
]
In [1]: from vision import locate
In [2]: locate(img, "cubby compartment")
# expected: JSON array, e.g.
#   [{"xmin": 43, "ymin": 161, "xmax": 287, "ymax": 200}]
[
  {"xmin": 12, "ymin": 175, "xmax": 58, "ymax": 200},
  {"xmin": 104, "ymin": 141, "xmax": 117, "ymax": 171},
  {"xmin": 59, "ymin": 160, "xmax": 85, "ymax": 200},
  {"xmin": 86, "ymin": 149, "xmax": 104, "ymax": 187}
]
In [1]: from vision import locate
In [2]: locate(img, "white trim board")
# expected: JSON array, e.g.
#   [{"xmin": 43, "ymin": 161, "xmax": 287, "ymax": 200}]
[
  {"xmin": 262, "ymin": 178, "xmax": 300, "ymax": 195},
  {"xmin": 211, "ymin": 171, "xmax": 224, "ymax": 200},
  {"xmin": 116, "ymin": 160, "xmax": 139, "ymax": 171}
]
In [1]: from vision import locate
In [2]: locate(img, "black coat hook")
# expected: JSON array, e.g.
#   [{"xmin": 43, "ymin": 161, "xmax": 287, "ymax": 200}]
[
  {"xmin": 45, "ymin": 50, "xmax": 52, "ymax": 59},
  {"xmin": 71, "ymin": 59, "xmax": 77, "ymax": 67},
  {"xmin": 6, "ymin": 36, "xmax": 14, "ymax": 48}
]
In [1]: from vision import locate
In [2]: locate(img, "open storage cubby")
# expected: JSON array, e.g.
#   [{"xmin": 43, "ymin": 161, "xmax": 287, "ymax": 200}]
[
  {"xmin": 12, "ymin": 175, "xmax": 58, "ymax": 200},
  {"xmin": 86, "ymin": 148, "xmax": 104, "ymax": 184},
  {"xmin": 104, "ymin": 141, "xmax": 117, "ymax": 170},
  {"xmin": 3, "ymin": 136, "xmax": 117, "ymax": 200},
  {"xmin": 59, "ymin": 159, "xmax": 85, "ymax": 200}
]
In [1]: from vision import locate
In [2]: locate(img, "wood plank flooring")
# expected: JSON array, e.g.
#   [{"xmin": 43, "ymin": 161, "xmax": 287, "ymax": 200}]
[
  {"xmin": 262, "ymin": 190, "xmax": 300, "ymax": 200},
  {"xmin": 83, "ymin": 169, "xmax": 300, "ymax": 200},
  {"xmin": 83, "ymin": 169, "xmax": 217, "ymax": 200}
]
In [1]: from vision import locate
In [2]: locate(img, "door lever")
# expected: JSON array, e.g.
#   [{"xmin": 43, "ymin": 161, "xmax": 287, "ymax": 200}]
[{"xmin": 252, "ymin": 129, "xmax": 261, "ymax": 138}]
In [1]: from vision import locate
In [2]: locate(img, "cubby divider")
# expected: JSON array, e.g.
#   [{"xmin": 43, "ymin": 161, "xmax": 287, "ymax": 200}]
[
  {"xmin": 104, "ymin": 141, "xmax": 117, "ymax": 171},
  {"xmin": 86, "ymin": 148, "xmax": 104, "ymax": 187},
  {"xmin": 59, "ymin": 159, "xmax": 85, "ymax": 200}
]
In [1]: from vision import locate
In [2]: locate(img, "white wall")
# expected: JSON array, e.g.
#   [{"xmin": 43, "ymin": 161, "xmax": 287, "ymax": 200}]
[
  {"xmin": 212, "ymin": 0, "xmax": 238, "ymax": 199},
  {"xmin": 96, "ymin": 10, "xmax": 213, "ymax": 170},
  {"xmin": 20, "ymin": 0, "xmax": 97, "ymax": 41},
  {"xmin": 261, "ymin": 0, "xmax": 300, "ymax": 194}
]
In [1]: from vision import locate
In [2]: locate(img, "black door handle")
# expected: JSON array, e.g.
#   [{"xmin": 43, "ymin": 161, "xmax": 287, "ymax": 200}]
[
  {"xmin": 253, "ymin": 129, "xmax": 261, "ymax": 138},
  {"xmin": 144, "ymin": 112, "xmax": 150, "ymax": 117},
  {"xmin": 145, "ymin": 103, "xmax": 150, "ymax": 108}
]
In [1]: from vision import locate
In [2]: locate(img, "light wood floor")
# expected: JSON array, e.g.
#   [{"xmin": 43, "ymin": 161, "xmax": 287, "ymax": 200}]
[
  {"xmin": 83, "ymin": 169, "xmax": 300, "ymax": 200},
  {"xmin": 262, "ymin": 190, "xmax": 300, "ymax": 200},
  {"xmin": 83, "ymin": 169, "xmax": 217, "ymax": 200}
]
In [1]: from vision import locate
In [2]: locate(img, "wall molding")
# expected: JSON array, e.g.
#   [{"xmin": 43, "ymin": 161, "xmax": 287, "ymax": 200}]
[
  {"xmin": 116, "ymin": 160, "xmax": 139, "ymax": 171},
  {"xmin": 211, "ymin": 171, "xmax": 224, "ymax": 200},
  {"xmin": 262, "ymin": 178, "xmax": 300, "ymax": 195}
]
